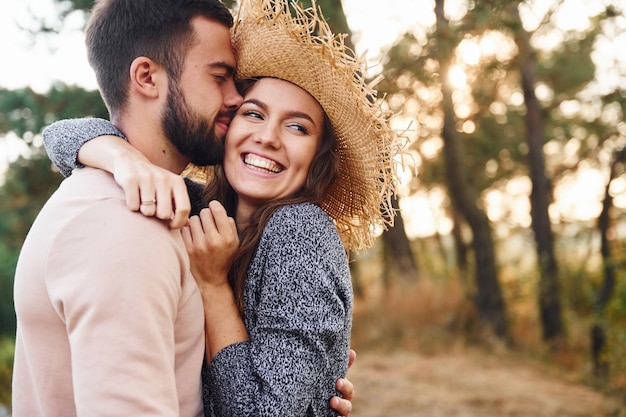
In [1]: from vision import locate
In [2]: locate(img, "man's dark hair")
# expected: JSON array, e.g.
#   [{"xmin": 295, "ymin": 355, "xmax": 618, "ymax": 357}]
[{"xmin": 85, "ymin": 0, "xmax": 233, "ymax": 117}]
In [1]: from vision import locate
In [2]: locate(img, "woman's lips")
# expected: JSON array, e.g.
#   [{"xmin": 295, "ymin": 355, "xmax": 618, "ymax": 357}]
[{"xmin": 243, "ymin": 153, "xmax": 283, "ymax": 174}]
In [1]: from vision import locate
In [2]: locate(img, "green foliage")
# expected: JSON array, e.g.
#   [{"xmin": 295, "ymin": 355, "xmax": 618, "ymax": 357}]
[
  {"xmin": 0, "ymin": 243, "xmax": 18, "ymax": 337},
  {"xmin": 379, "ymin": 0, "xmax": 626, "ymax": 217},
  {"xmin": 0, "ymin": 338, "xmax": 13, "ymax": 408},
  {"xmin": 0, "ymin": 85, "xmax": 107, "ymax": 137},
  {"xmin": 604, "ymin": 250, "xmax": 626, "ymax": 385},
  {"xmin": 0, "ymin": 154, "xmax": 63, "ymax": 336},
  {"xmin": 60, "ymin": 0, "xmax": 95, "ymax": 12},
  {"xmin": 536, "ymin": 30, "xmax": 599, "ymax": 100}
]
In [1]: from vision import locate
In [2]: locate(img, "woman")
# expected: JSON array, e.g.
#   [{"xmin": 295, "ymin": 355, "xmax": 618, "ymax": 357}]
[{"xmin": 43, "ymin": 0, "xmax": 399, "ymax": 415}]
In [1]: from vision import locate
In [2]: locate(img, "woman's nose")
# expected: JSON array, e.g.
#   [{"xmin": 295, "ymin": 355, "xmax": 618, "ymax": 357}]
[{"xmin": 254, "ymin": 123, "xmax": 281, "ymax": 148}]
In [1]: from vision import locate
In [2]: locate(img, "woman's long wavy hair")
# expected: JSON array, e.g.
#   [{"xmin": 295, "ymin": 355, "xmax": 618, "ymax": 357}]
[{"xmin": 201, "ymin": 78, "xmax": 339, "ymax": 314}]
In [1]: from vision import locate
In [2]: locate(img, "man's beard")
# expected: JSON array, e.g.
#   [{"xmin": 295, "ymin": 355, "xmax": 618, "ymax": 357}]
[{"xmin": 161, "ymin": 80, "xmax": 225, "ymax": 166}]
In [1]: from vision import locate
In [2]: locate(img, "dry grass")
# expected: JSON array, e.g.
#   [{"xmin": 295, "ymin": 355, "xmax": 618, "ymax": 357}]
[
  {"xmin": 347, "ymin": 351, "xmax": 624, "ymax": 417},
  {"xmin": 347, "ymin": 278, "xmax": 626, "ymax": 416}
]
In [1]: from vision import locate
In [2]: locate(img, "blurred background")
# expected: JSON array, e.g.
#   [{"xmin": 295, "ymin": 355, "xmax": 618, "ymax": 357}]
[{"xmin": 1, "ymin": 0, "xmax": 626, "ymax": 415}]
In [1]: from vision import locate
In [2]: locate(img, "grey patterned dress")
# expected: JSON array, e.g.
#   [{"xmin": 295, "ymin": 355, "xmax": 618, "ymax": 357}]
[{"xmin": 42, "ymin": 118, "xmax": 353, "ymax": 417}]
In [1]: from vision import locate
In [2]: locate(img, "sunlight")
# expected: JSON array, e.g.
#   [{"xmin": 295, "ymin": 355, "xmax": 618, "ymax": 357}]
[
  {"xmin": 458, "ymin": 38, "xmax": 481, "ymax": 66},
  {"xmin": 484, "ymin": 176, "xmax": 532, "ymax": 228},
  {"xmin": 420, "ymin": 136, "xmax": 443, "ymax": 160},
  {"xmin": 448, "ymin": 65, "xmax": 467, "ymax": 89},
  {"xmin": 553, "ymin": 168, "xmax": 605, "ymax": 221},
  {"xmin": 454, "ymin": 102, "xmax": 472, "ymax": 119},
  {"xmin": 611, "ymin": 176, "xmax": 626, "ymax": 209},
  {"xmin": 553, "ymin": 0, "xmax": 604, "ymax": 31},
  {"xmin": 399, "ymin": 189, "xmax": 453, "ymax": 239},
  {"xmin": 559, "ymin": 100, "xmax": 581, "ymax": 117},
  {"xmin": 535, "ymin": 83, "xmax": 554, "ymax": 102},
  {"xmin": 461, "ymin": 120, "xmax": 476, "ymax": 134}
]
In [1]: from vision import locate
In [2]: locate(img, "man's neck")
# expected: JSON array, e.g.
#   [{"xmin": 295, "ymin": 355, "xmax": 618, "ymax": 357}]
[{"xmin": 114, "ymin": 118, "xmax": 188, "ymax": 175}]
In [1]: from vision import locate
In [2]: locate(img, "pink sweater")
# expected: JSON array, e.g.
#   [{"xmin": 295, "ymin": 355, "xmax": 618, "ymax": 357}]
[{"xmin": 13, "ymin": 168, "xmax": 205, "ymax": 417}]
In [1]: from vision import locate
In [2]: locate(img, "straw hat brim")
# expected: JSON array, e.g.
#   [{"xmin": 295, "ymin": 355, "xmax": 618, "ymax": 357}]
[{"xmin": 232, "ymin": 0, "xmax": 399, "ymax": 251}]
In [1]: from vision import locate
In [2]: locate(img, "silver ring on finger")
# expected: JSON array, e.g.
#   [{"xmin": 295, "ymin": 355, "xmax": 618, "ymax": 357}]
[{"xmin": 140, "ymin": 198, "xmax": 157, "ymax": 206}]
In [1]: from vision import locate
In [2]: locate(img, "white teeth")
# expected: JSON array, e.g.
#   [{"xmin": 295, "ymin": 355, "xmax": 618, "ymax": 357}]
[{"xmin": 244, "ymin": 154, "xmax": 282, "ymax": 173}]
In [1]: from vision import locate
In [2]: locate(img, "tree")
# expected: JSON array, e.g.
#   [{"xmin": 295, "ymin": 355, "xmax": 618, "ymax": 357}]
[
  {"xmin": 506, "ymin": 2, "xmax": 565, "ymax": 343},
  {"xmin": 434, "ymin": 0, "xmax": 509, "ymax": 340},
  {"xmin": 381, "ymin": 195, "xmax": 420, "ymax": 286},
  {"xmin": 592, "ymin": 145, "xmax": 626, "ymax": 377}
]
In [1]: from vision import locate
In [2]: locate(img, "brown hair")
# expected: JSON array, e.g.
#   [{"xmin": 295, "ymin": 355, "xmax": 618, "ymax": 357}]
[
  {"xmin": 85, "ymin": 0, "xmax": 233, "ymax": 118},
  {"xmin": 202, "ymin": 78, "xmax": 339, "ymax": 312}
]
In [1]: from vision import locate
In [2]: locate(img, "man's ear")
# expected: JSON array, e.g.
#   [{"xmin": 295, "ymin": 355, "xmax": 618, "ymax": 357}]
[{"xmin": 129, "ymin": 56, "xmax": 165, "ymax": 99}]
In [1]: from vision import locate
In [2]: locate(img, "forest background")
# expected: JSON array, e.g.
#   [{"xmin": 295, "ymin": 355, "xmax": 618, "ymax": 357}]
[{"xmin": 0, "ymin": 0, "xmax": 625, "ymax": 415}]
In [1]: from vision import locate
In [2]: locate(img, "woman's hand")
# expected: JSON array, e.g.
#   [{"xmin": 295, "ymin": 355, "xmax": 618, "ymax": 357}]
[
  {"xmin": 110, "ymin": 142, "xmax": 191, "ymax": 228},
  {"xmin": 182, "ymin": 201, "xmax": 239, "ymax": 289},
  {"xmin": 182, "ymin": 201, "xmax": 246, "ymax": 360},
  {"xmin": 78, "ymin": 135, "xmax": 191, "ymax": 228}
]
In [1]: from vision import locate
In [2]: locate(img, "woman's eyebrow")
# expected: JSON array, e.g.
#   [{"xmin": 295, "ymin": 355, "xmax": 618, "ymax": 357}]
[{"xmin": 243, "ymin": 98, "xmax": 316, "ymax": 124}]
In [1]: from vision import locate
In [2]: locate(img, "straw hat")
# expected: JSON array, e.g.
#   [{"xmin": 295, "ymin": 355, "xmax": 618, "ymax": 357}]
[{"xmin": 232, "ymin": 0, "xmax": 401, "ymax": 251}]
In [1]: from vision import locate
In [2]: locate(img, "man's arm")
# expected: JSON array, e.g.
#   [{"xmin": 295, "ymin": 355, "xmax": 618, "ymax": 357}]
[{"xmin": 48, "ymin": 201, "xmax": 201, "ymax": 415}]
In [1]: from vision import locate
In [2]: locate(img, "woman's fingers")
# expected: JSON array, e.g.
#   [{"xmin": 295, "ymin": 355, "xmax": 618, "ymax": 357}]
[
  {"xmin": 113, "ymin": 159, "xmax": 191, "ymax": 228},
  {"xmin": 207, "ymin": 201, "xmax": 238, "ymax": 243},
  {"xmin": 169, "ymin": 178, "xmax": 191, "ymax": 228}
]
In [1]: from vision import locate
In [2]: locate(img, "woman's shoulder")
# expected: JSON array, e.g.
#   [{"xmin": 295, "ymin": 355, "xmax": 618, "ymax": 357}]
[
  {"xmin": 270, "ymin": 202, "xmax": 329, "ymax": 223},
  {"xmin": 262, "ymin": 203, "xmax": 342, "ymax": 247}
]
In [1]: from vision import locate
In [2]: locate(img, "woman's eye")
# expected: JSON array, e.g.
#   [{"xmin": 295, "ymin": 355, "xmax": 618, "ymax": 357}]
[
  {"xmin": 243, "ymin": 110, "xmax": 263, "ymax": 119},
  {"xmin": 289, "ymin": 123, "xmax": 308, "ymax": 134}
]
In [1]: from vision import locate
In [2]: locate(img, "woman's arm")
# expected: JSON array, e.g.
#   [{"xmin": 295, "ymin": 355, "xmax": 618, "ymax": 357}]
[
  {"xmin": 42, "ymin": 118, "xmax": 125, "ymax": 177},
  {"xmin": 204, "ymin": 204, "xmax": 353, "ymax": 417},
  {"xmin": 182, "ymin": 201, "xmax": 249, "ymax": 360},
  {"xmin": 183, "ymin": 203, "xmax": 355, "ymax": 416},
  {"xmin": 42, "ymin": 118, "xmax": 191, "ymax": 228}
]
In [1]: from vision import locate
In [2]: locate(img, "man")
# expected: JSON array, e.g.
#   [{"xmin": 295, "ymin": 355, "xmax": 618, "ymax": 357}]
[
  {"xmin": 13, "ymin": 1, "xmax": 239, "ymax": 415},
  {"xmin": 12, "ymin": 0, "xmax": 353, "ymax": 415}
]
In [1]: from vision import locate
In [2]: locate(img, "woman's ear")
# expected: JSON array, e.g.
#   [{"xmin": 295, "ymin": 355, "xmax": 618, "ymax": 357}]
[{"xmin": 129, "ymin": 56, "xmax": 165, "ymax": 99}]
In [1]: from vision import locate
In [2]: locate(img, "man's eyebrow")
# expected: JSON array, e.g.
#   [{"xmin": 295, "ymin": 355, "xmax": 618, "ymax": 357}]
[{"xmin": 207, "ymin": 62, "xmax": 236, "ymax": 76}]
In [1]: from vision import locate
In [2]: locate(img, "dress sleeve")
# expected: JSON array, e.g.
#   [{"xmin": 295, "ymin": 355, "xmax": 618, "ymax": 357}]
[
  {"xmin": 42, "ymin": 117, "xmax": 125, "ymax": 177},
  {"xmin": 203, "ymin": 205, "xmax": 352, "ymax": 417}
]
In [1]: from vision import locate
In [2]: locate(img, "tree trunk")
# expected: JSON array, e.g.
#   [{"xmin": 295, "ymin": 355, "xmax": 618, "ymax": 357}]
[
  {"xmin": 451, "ymin": 208, "xmax": 469, "ymax": 275},
  {"xmin": 510, "ymin": 4, "xmax": 564, "ymax": 343},
  {"xmin": 348, "ymin": 251, "xmax": 365, "ymax": 298},
  {"xmin": 435, "ymin": 0, "xmax": 508, "ymax": 341},
  {"xmin": 591, "ymin": 146, "xmax": 626, "ymax": 377},
  {"xmin": 381, "ymin": 194, "xmax": 419, "ymax": 287}
]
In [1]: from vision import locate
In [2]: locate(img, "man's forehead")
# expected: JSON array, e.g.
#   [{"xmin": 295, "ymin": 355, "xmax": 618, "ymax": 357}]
[{"xmin": 188, "ymin": 16, "xmax": 237, "ymax": 67}]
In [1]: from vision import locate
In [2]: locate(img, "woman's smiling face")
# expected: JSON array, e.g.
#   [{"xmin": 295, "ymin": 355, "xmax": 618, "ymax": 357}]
[{"xmin": 223, "ymin": 77, "xmax": 325, "ymax": 221}]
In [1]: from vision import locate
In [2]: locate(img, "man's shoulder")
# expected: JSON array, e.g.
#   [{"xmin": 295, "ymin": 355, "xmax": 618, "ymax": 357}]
[
  {"xmin": 53, "ymin": 168, "xmax": 180, "ymax": 243},
  {"xmin": 62, "ymin": 167, "xmax": 124, "ymax": 196}
]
